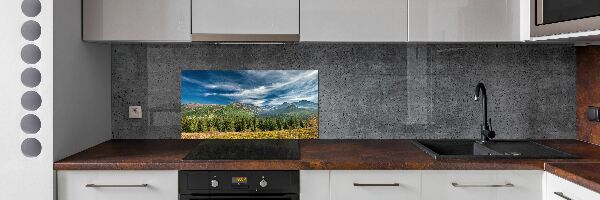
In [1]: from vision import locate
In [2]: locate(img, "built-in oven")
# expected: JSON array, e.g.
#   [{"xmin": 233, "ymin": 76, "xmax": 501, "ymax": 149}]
[
  {"xmin": 179, "ymin": 171, "xmax": 299, "ymax": 200},
  {"xmin": 532, "ymin": 0, "xmax": 600, "ymax": 37}
]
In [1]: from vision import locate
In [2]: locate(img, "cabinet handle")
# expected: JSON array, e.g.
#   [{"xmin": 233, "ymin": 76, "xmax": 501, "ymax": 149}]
[
  {"xmin": 553, "ymin": 192, "xmax": 573, "ymax": 200},
  {"xmin": 451, "ymin": 182, "xmax": 514, "ymax": 188},
  {"xmin": 353, "ymin": 183, "xmax": 400, "ymax": 187},
  {"xmin": 85, "ymin": 184, "xmax": 149, "ymax": 188}
]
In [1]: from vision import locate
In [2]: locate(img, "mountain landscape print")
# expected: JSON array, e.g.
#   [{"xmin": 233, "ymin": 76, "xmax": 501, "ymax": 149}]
[{"xmin": 181, "ymin": 70, "xmax": 318, "ymax": 139}]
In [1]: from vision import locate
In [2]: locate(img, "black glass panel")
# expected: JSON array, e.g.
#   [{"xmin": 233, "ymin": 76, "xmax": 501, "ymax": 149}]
[
  {"xmin": 183, "ymin": 140, "xmax": 300, "ymax": 160},
  {"xmin": 209, "ymin": 198, "xmax": 293, "ymax": 200},
  {"xmin": 542, "ymin": 0, "xmax": 600, "ymax": 24},
  {"xmin": 181, "ymin": 195, "xmax": 297, "ymax": 200}
]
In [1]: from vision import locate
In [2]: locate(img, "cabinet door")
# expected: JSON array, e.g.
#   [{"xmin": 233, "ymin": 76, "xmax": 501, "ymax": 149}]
[
  {"xmin": 57, "ymin": 170, "xmax": 178, "ymax": 200},
  {"xmin": 545, "ymin": 172, "xmax": 600, "ymax": 200},
  {"xmin": 421, "ymin": 170, "xmax": 542, "ymax": 200},
  {"xmin": 330, "ymin": 170, "xmax": 420, "ymax": 200},
  {"xmin": 301, "ymin": 0, "xmax": 408, "ymax": 42},
  {"xmin": 300, "ymin": 170, "xmax": 330, "ymax": 200},
  {"xmin": 409, "ymin": 0, "xmax": 529, "ymax": 42},
  {"xmin": 191, "ymin": 0, "xmax": 299, "ymax": 38},
  {"xmin": 82, "ymin": 0, "xmax": 191, "ymax": 41}
]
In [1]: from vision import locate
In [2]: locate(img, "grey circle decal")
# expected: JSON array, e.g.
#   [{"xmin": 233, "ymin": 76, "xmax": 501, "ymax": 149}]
[
  {"xmin": 21, "ymin": 68, "xmax": 41, "ymax": 88},
  {"xmin": 21, "ymin": 91, "xmax": 42, "ymax": 111},
  {"xmin": 21, "ymin": 138, "xmax": 42, "ymax": 157},
  {"xmin": 21, "ymin": 20, "xmax": 41, "ymax": 41},
  {"xmin": 21, "ymin": 0, "xmax": 41, "ymax": 17},
  {"xmin": 21, "ymin": 44, "xmax": 41, "ymax": 64},
  {"xmin": 21, "ymin": 114, "xmax": 41, "ymax": 134}
]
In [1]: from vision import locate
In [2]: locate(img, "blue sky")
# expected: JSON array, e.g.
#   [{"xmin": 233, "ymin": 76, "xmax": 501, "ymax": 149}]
[{"xmin": 181, "ymin": 70, "xmax": 318, "ymax": 107}]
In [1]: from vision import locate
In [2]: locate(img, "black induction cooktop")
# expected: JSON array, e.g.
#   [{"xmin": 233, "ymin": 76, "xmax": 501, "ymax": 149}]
[{"xmin": 183, "ymin": 139, "xmax": 300, "ymax": 160}]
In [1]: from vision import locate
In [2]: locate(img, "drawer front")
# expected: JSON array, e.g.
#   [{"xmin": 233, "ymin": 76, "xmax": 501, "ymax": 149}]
[
  {"xmin": 421, "ymin": 170, "xmax": 543, "ymax": 200},
  {"xmin": 330, "ymin": 170, "xmax": 420, "ymax": 200},
  {"xmin": 545, "ymin": 172, "xmax": 600, "ymax": 200},
  {"xmin": 57, "ymin": 170, "xmax": 178, "ymax": 200}
]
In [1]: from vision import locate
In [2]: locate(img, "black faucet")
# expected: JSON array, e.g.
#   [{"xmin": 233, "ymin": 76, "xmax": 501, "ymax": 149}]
[{"xmin": 474, "ymin": 83, "xmax": 495, "ymax": 142}]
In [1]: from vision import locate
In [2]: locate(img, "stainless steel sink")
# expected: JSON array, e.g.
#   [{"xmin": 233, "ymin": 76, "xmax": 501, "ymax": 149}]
[{"xmin": 412, "ymin": 140, "xmax": 577, "ymax": 160}]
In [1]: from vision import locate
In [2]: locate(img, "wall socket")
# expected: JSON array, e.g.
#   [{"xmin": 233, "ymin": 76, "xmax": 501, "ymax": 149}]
[
  {"xmin": 588, "ymin": 106, "xmax": 600, "ymax": 122},
  {"xmin": 129, "ymin": 106, "xmax": 142, "ymax": 119}
]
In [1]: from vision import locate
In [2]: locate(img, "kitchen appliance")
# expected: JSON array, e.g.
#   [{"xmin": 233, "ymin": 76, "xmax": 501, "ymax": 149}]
[
  {"xmin": 179, "ymin": 171, "xmax": 299, "ymax": 200},
  {"xmin": 183, "ymin": 140, "xmax": 300, "ymax": 160},
  {"xmin": 532, "ymin": 0, "xmax": 600, "ymax": 37}
]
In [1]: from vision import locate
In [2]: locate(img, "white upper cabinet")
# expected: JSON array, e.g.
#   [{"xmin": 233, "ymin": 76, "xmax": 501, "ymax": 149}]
[
  {"xmin": 409, "ymin": 0, "xmax": 530, "ymax": 42},
  {"xmin": 80, "ymin": 0, "xmax": 535, "ymax": 42},
  {"xmin": 83, "ymin": 0, "xmax": 191, "ymax": 42},
  {"xmin": 191, "ymin": 0, "xmax": 300, "ymax": 41},
  {"xmin": 300, "ymin": 0, "xmax": 408, "ymax": 42}
]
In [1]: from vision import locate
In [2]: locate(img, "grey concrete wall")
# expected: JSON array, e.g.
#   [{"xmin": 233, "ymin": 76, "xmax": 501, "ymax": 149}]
[{"xmin": 112, "ymin": 43, "xmax": 576, "ymax": 139}]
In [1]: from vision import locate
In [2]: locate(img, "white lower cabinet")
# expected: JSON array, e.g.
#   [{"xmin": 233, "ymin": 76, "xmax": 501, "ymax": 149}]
[
  {"xmin": 421, "ymin": 170, "xmax": 543, "ymax": 200},
  {"xmin": 300, "ymin": 170, "xmax": 545, "ymax": 200},
  {"xmin": 57, "ymin": 170, "xmax": 178, "ymax": 200},
  {"xmin": 57, "ymin": 170, "xmax": 600, "ymax": 200},
  {"xmin": 330, "ymin": 170, "xmax": 421, "ymax": 200},
  {"xmin": 301, "ymin": 170, "xmax": 331, "ymax": 200},
  {"xmin": 545, "ymin": 172, "xmax": 600, "ymax": 200}
]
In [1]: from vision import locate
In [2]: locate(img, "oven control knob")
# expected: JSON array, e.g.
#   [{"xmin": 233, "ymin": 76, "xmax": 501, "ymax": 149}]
[
  {"xmin": 211, "ymin": 180, "xmax": 219, "ymax": 188},
  {"xmin": 259, "ymin": 179, "xmax": 268, "ymax": 188}
]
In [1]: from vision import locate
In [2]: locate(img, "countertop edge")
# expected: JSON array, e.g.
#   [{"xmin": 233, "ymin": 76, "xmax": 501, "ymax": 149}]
[{"xmin": 545, "ymin": 162, "xmax": 600, "ymax": 194}]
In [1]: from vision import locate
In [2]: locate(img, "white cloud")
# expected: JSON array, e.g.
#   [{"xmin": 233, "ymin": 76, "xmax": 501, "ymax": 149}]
[
  {"xmin": 221, "ymin": 86, "xmax": 268, "ymax": 98},
  {"xmin": 182, "ymin": 76, "xmax": 204, "ymax": 85},
  {"xmin": 270, "ymin": 70, "xmax": 317, "ymax": 89},
  {"xmin": 265, "ymin": 85, "xmax": 318, "ymax": 106},
  {"xmin": 240, "ymin": 99, "xmax": 266, "ymax": 106},
  {"xmin": 184, "ymin": 75, "xmax": 242, "ymax": 91},
  {"xmin": 203, "ymin": 83, "xmax": 241, "ymax": 91},
  {"xmin": 203, "ymin": 70, "xmax": 318, "ymax": 107}
]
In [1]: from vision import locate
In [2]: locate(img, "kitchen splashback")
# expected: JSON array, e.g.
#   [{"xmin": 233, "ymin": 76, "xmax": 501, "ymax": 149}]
[
  {"xmin": 112, "ymin": 43, "xmax": 576, "ymax": 139},
  {"xmin": 180, "ymin": 70, "xmax": 318, "ymax": 139}
]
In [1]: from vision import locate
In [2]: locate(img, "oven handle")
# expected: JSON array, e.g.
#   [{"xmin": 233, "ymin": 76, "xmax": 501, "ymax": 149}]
[{"xmin": 180, "ymin": 194, "xmax": 298, "ymax": 200}]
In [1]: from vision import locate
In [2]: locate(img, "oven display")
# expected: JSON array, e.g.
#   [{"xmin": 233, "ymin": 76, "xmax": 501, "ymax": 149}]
[{"xmin": 232, "ymin": 177, "xmax": 248, "ymax": 185}]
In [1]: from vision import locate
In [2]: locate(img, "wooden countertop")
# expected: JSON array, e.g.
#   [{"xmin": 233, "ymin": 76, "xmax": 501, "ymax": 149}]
[
  {"xmin": 545, "ymin": 162, "xmax": 600, "ymax": 194},
  {"xmin": 54, "ymin": 139, "xmax": 600, "ymax": 170},
  {"xmin": 54, "ymin": 139, "xmax": 600, "ymax": 193}
]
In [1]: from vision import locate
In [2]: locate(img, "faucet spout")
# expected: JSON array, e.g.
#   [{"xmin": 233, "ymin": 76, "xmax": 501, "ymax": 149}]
[{"xmin": 474, "ymin": 83, "xmax": 495, "ymax": 142}]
